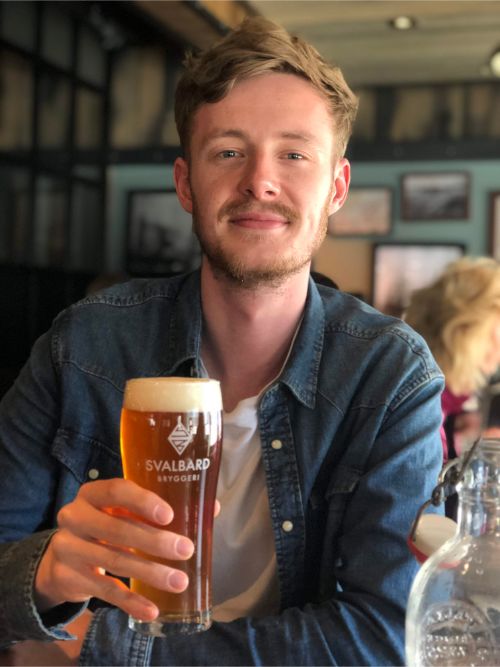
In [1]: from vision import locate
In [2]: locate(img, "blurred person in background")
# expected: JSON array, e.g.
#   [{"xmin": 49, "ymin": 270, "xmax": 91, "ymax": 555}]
[{"xmin": 405, "ymin": 256, "xmax": 500, "ymax": 465}]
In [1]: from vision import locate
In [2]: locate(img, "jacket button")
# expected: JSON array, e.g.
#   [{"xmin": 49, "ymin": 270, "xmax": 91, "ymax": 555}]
[
  {"xmin": 88, "ymin": 468, "xmax": 99, "ymax": 480},
  {"xmin": 282, "ymin": 520, "xmax": 293, "ymax": 532},
  {"xmin": 271, "ymin": 439, "xmax": 283, "ymax": 450}
]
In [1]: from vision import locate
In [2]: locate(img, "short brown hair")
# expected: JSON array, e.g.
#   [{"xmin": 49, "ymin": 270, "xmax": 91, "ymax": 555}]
[{"xmin": 175, "ymin": 17, "xmax": 358, "ymax": 157}]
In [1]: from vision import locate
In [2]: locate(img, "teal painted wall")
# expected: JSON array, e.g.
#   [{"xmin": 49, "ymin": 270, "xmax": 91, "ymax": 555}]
[
  {"xmin": 349, "ymin": 159, "xmax": 500, "ymax": 255},
  {"xmin": 106, "ymin": 159, "xmax": 500, "ymax": 271}
]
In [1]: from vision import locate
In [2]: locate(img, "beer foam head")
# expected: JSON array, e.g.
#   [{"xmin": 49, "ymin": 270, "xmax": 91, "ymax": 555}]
[{"xmin": 124, "ymin": 377, "xmax": 222, "ymax": 412}]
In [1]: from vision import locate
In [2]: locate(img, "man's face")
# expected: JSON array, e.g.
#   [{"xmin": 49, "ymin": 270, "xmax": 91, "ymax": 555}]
[{"xmin": 174, "ymin": 72, "xmax": 350, "ymax": 288}]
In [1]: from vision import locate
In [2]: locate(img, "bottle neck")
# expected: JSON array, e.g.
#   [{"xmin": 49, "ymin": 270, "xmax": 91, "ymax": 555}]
[
  {"xmin": 455, "ymin": 439, "xmax": 500, "ymax": 537},
  {"xmin": 457, "ymin": 494, "xmax": 500, "ymax": 536}
]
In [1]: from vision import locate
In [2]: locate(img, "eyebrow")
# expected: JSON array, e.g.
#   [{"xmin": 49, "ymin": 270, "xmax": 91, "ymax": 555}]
[
  {"xmin": 279, "ymin": 131, "xmax": 317, "ymax": 144},
  {"xmin": 201, "ymin": 129, "xmax": 320, "ymax": 148},
  {"xmin": 201, "ymin": 129, "xmax": 245, "ymax": 149}
]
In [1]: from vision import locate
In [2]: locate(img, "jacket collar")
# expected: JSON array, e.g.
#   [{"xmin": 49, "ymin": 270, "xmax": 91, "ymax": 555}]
[
  {"xmin": 164, "ymin": 271, "xmax": 324, "ymax": 408},
  {"xmin": 163, "ymin": 271, "xmax": 204, "ymax": 377},
  {"xmin": 277, "ymin": 278, "xmax": 324, "ymax": 409}
]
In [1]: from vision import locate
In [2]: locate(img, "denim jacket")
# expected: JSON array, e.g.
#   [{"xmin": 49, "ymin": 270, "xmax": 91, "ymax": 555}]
[{"xmin": 0, "ymin": 271, "xmax": 443, "ymax": 666}]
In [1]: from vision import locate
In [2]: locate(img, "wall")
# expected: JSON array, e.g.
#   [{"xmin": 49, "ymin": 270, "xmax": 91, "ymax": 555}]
[{"xmin": 315, "ymin": 159, "xmax": 500, "ymax": 300}]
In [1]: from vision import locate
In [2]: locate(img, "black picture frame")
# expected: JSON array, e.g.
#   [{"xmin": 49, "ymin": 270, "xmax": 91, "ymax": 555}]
[
  {"xmin": 401, "ymin": 172, "xmax": 470, "ymax": 221},
  {"xmin": 489, "ymin": 191, "xmax": 500, "ymax": 261},
  {"xmin": 328, "ymin": 186, "xmax": 392, "ymax": 236},
  {"xmin": 372, "ymin": 242, "xmax": 465, "ymax": 317},
  {"xmin": 125, "ymin": 189, "xmax": 200, "ymax": 276}
]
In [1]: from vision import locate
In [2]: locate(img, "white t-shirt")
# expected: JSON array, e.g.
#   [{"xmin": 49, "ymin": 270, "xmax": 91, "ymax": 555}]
[{"xmin": 211, "ymin": 395, "xmax": 279, "ymax": 622}]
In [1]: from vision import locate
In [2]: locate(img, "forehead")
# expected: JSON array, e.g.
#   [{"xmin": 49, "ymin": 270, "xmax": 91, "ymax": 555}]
[{"xmin": 189, "ymin": 72, "xmax": 335, "ymax": 148}]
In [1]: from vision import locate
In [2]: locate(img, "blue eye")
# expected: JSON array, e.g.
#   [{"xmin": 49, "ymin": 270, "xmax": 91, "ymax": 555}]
[{"xmin": 219, "ymin": 150, "xmax": 239, "ymax": 158}]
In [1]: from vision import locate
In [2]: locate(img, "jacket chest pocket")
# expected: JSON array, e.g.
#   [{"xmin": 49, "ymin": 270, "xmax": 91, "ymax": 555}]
[
  {"xmin": 310, "ymin": 464, "xmax": 361, "ymax": 524},
  {"xmin": 308, "ymin": 464, "xmax": 362, "ymax": 600},
  {"xmin": 323, "ymin": 464, "xmax": 361, "ymax": 537},
  {"xmin": 50, "ymin": 428, "xmax": 122, "ymax": 514}
]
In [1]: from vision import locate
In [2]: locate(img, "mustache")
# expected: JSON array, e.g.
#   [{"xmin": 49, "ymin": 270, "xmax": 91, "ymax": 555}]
[{"xmin": 217, "ymin": 200, "xmax": 300, "ymax": 224}]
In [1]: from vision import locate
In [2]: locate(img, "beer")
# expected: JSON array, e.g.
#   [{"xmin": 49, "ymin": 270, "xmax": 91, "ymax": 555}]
[{"xmin": 120, "ymin": 377, "xmax": 222, "ymax": 636}]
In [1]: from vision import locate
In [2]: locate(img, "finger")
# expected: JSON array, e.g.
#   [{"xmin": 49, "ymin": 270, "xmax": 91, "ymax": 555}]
[
  {"xmin": 51, "ymin": 531, "xmax": 189, "ymax": 594},
  {"xmin": 79, "ymin": 478, "xmax": 173, "ymax": 525},
  {"xmin": 58, "ymin": 501, "xmax": 194, "ymax": 561},
  {"xmin": 89, "ymin": 574, "xmax": 159, "ymax": 622},
  {"xmin": 48, "ymin": 560, "xmax": 160, "ymax": 622},
  {"xmin": 214, "ymin": 500, "xmax": 221, "ymax": 517}
]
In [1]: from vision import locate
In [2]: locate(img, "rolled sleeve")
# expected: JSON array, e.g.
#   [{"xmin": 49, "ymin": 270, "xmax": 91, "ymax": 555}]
[{"xmin": 0, "ymin": 529, "xmax": 87, "ymax": 646}]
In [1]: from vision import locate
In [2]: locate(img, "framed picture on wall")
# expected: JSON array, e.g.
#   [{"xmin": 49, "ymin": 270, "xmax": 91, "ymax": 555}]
[
  {"xmin": 126, "ymin": 189, "xmax": 200, "ymax": 276},
  {"xmin": 328, "ymin": 187, "xmax": 392, "ymax": 236},
  {"xmin": 372, "ymin": 242, "xmax": 465, "ymax": 317},
  {"xmin": 489, "ymin": 191, "xmax": 500, "ymax": 261},
  {"xmin": 401, "ymin": 172, "xmax": 470, "ymax": 221}
]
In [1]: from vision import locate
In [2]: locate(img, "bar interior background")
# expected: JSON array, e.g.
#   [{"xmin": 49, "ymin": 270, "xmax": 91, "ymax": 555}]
[{"xmin": 1, "ymin": 0, "xmax": 500, "ymax": 396}]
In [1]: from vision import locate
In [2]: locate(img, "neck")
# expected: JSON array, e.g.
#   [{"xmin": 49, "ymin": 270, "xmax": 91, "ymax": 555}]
[{"xmin": 200, "ymin": 260, "xmax": 310, "ymax": 412}]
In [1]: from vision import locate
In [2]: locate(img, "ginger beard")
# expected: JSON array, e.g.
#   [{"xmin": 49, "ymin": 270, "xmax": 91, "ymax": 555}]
[{"xmin": 191, "ymin": 185, "xmax": 334, "ymax": 289}]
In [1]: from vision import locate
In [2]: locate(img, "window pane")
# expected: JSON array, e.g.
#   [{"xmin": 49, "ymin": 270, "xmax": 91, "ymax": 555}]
[
  {"xmin": 34, "ymin": 176, "xmax": 67, "ymax": 268},
  {"xmin": 73, "ymin": 164, "xmax": 101, "ymax": 181},
  {"xmin": 0, "ymin": 50, "xmax": 32, "ymax": 149},
  {"xmin": 38, "ymin": 71, "xmax": 71, "ymax": 149},
  {"xmin": 0, "ymin": 1, "xmax": 36, "ymax": 52},
  {"xmin": 390, "ymin": 87, "xmax": 436, "ymax": 141},
  {"xmin": 75, "ymin": 87, "xmax": 103, "ymax": 149},
  {"xmin": 78, "ymin": 25, "xmax": 106, "ymax": 87},
  {"xmin": 0, "ymin": 167, "xmax": 31, "ymax": 264},
  {"xmin": 70, "ymin": 183, "xmax": 103, "ymax": 272},
  {"xmin": 41, "ymin": 4, "xmax": 72, "ymax": 69},
  {"xmin": 441, "ymin": 85, "xmax": 465, "ymax": 140},
  {"xmin": 160, "ymin": 62, "xmax": 181, "ymax": 145},
  {"xmin": 468, "ymin": 84, "xmax": 500, "ymax": 138},
  {"xmin": 111, "ymin": 47, "xmax": 170, "ymax": 147},
  {"xmin": 351, "ymin": 88, "xmax": 376, "ymax": 141}
]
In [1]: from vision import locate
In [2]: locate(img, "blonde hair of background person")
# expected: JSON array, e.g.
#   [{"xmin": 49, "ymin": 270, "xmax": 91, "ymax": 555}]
[
  {"xmin": 175, "ymin": 17, "xmax": 358, "ymax": 160},
  {"xmin": 405, "ymin": 257, "xmax": 500, "ymax": 396}
]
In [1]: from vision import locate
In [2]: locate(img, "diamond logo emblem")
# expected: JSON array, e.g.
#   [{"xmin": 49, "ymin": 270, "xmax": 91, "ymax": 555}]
[{"xmin": 168, "ymin": 416, "xmax": 193, "ymax": 456}]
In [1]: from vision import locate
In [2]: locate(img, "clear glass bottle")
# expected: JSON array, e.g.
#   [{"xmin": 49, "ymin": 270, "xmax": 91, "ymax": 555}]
[{"xmin": 405, "ymin": 438, "xmax": 500, "ymax": 666}]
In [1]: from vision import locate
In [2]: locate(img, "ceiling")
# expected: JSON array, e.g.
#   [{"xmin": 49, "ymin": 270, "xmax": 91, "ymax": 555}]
[
  {"xmin": 134, "ymin": 0, "xmax": 500, "ymax": 89},
  {"xmin": 247, "ymin": 1, "xmax": 500, "ymax": 87}
]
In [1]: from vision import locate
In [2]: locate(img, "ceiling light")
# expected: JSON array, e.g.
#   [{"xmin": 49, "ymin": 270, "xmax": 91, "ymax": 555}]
[
  {"xmin": 490, "ymin": 47, "xmax": 500, "ymax": 77},
  {"xmin": 389, "ymin": 16, "xmax": 416, "ymax": 31}
]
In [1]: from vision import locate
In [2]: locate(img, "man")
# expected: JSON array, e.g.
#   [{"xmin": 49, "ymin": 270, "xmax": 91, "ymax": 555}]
[{"xmin": 0, "ymin": 17, "xmax": 443, "ymax": 665}]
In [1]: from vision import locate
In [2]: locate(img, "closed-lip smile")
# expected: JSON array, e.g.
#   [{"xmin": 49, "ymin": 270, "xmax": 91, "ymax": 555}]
[{"xmin": 229, "ymin": 211, "xmax": 288, "ymax": 229}]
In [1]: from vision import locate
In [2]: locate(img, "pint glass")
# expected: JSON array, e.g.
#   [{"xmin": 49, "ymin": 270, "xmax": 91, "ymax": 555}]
[{"xmin": 120, "ymin": 377, "xmax": 223, "ymax": 636}]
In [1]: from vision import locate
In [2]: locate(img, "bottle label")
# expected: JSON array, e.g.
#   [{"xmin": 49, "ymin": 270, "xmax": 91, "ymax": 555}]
[{"xmin": 420, "ymin": 601, "xmax": 498, "ymax": 666}]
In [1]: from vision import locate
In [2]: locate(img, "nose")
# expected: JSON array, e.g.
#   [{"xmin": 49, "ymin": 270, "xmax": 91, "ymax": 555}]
[{"xmin": 238, "ymin": 154, "xmax": 281, "ymax": 200}]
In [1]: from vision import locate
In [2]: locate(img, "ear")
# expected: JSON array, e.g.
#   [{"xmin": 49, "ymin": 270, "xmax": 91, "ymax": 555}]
[
  {"xmin": 174, "ymin": 157, "xmax": 193, "ymax": 214},
  {"xmin": 328, "ymin": 158, "xmax": 351, "ymax": 216}
]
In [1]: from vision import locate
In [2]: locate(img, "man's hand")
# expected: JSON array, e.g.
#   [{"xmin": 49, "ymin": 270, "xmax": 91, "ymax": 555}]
[{"xmin": 34, "ymin": 478, "xmax": 195, "ymax": 622}]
